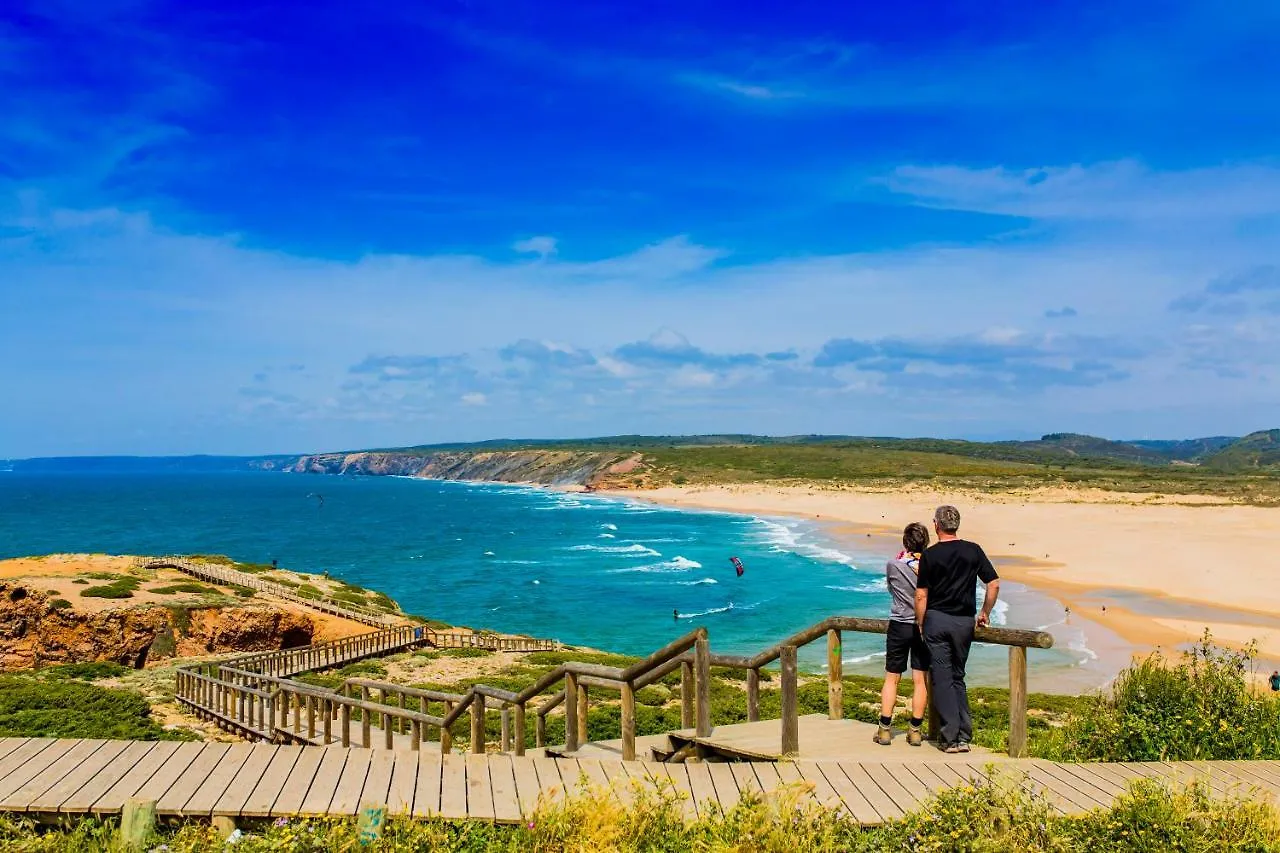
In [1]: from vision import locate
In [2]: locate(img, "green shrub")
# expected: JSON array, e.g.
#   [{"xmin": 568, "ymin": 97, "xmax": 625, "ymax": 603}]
[
  {"xmin": 295, "ymin": 584, "xmax": 322, "ymax": 600},
  {"xmin": 0, "ymin": 676, "xmax": 189, "ymax": 740},
  {"xmin": 440, "ymin": 647, "xmax": 493, "ymax": 659},
  {"xmin": 229, "ymin": 584, "xmax": 257, "ymax": 598},
  {"xmin": 337, "ymin": 660, "xmax": 387, "ymax": 678},
  {"xmin": 79, "ymin": 577, "xmax": 141, "ymax": 599},
  {"xmin": 71, "ymin": 579, "xmax": 89, "ymax": 585},
  {"xmin": 1055, "ymin": 633, "xmax": 1280, "ymax": 761},
  {"xmin": 38, "ymin": 662, "xmax": 129, "ymax": 680},
  {"xmin": 148, "ymin": 582, "xmax": 216, "ymax": 595},
  {"xmin": 167, "ymin": 605, "xmax": 193, "ymax": 637},
  {"xmin": 48, "ymin": 598, "xmax": 73, "ymax": 611}
]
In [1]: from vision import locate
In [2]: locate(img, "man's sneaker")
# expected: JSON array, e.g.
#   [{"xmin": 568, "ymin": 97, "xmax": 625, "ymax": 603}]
[
  {"xmin": 942, "ymin": 742, "xmax": 962, "ymax": 754},
  {"xmin": 957, "ymin": 741, "xmax": 972, "ymax": 753},
  {"xmin": 907, "ymin": 725, "xmax": 923, "ymax": 747},
  {"xmin": 873, "ymin": 724, "xmax": 892, "ymax": 746}
]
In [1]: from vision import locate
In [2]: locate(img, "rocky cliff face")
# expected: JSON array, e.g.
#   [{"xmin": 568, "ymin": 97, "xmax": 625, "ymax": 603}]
[
  {"xmin": 0, "ymin": 582, "xmax": 315, "ymax": 670},
  {"xmin": 287, "ymin": 449, "xmax": 643, "ymax": 487}
]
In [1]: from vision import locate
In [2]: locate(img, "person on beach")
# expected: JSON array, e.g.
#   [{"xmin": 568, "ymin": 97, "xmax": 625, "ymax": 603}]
[
  {"xmin": 875, "ymin": 522, "xmax": 932, "ymax": 747},
  {"xmin": 915, "ymin": 505, "xmax": 1001, "ymax": 753},
  {"xmin": 1271, "ymin": 670, "xmax": 1280, "ymax": 692}
]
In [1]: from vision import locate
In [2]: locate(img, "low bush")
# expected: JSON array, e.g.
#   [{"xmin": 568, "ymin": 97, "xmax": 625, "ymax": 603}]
[
  {"xmin": 0, "ymin": 776, "xmax": 1274, "ymax": 852},
  {"xmin": 440, "ymin": 648, "xmax": 493, "ymax": 659},
  {"xmin": 229, "ymin": 584, "xmax": 257, "ymax": 598},
  {"xmin": 78, "ymin": 577, "xmax": 141, "ymax": 599},
  {"xmin": 0, "ymin": 676, "xmax": 192, "ymax": 740},
  {"xmin": 47, "ymin": 598, "xmax": 73, "ymax": 610},
  {"xmin": 148, "ymin": 582, "xmax": 217, "ymax": 595},
  {"xmin": 71, "ymin": 579, "xmax": 89, "ymax": 585},
  {"xmin": 1054, "ymin": 633, "xmax": 1280, "ymax": 761},
  {"xmin": 38, "ymin": 661, "xmax": 129, "ymax": 680}
]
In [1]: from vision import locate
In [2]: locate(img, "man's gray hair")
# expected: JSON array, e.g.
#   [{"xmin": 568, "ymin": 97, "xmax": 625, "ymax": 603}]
[{"xmin": 934, "ymin": 505, "xmax": 961, "ymax": 533}]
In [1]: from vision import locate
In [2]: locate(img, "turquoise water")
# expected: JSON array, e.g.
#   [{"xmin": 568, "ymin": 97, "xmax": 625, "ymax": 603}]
[{"xmin": 0, "ymin": 472, "xmax": 1096, "ymax": 685}]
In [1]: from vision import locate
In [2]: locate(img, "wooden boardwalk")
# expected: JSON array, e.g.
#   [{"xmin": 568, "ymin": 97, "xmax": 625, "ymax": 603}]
[{"xmin": 0, "ymin": 738, "xmax": 1275, "ymax": 825}]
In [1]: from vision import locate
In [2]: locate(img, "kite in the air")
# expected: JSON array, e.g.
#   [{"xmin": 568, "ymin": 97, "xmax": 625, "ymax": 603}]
[{"xmin": 729, "ymin": 556, "xmax": 745, "ymax": 577}]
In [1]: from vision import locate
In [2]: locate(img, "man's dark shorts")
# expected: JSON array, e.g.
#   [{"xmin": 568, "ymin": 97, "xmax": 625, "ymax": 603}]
[{"xmin": 885, "ymin": 620, "xmax": 931, "ymax": 674}]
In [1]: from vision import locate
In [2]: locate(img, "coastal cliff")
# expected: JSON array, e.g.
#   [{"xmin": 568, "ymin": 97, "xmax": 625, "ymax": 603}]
[
  {"xmin": 0, "ymin": 582, "xmax": 314, "ymax": 670},
  {"xmin": 279, "ymin": 449, "xmax": 645, "ymax": 487}
]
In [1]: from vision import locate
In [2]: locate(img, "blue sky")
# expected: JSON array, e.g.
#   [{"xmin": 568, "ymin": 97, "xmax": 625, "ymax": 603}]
[{"xmin": 3, "ymin": 0, "xmax": 1280, "ymax": 456}]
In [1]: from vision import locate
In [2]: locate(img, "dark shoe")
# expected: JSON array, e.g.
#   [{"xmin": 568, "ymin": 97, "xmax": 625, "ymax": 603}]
[
  {"xmin": 873, "ymin": 724, "xmax": 892, "ymax": 746},
  {"xmin": 943, "ymin": 742, "xmax": 962, "ymax": 754},
  {"xmin": 907, "ymin": 725, "xmax": 923, "ymax": 747},
  {"xmin": 957, "ymin": 741, "xmax": 971, "ymax": 753}
]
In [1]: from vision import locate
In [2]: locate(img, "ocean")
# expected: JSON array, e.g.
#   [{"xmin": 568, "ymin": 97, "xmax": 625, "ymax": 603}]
[{"xmin": 0, "ymin": 471, "xmax": 1105, "ymax": 689}]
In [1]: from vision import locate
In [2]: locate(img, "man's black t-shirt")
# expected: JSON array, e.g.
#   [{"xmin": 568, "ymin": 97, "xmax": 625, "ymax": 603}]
[{"xmin": 917, "ymin": 539, "xmax": 999, "ymax": 618}]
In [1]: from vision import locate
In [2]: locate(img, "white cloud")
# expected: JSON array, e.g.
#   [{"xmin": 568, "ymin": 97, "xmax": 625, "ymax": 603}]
[
  {"xmin": 461, "ymin": 392, "xmax": 487, "ymax": 406},
  {"xmin": 512, "ymin": 235, "xmax": 557, "ymax": 257}
]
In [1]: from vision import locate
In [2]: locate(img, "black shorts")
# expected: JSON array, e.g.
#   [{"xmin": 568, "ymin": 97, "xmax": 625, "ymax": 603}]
[{"xmin": 885, "ymin": 621, "xmax": 930, "ymax": 674}]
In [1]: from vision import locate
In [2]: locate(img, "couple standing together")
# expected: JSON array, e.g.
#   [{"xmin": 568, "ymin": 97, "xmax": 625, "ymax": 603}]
[{"xmin": 877, "ymin": 505, "xmax": 1000, "ymax": 752}]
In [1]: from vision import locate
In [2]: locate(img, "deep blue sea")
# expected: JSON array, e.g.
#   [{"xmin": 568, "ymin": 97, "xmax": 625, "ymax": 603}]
[{"xmin": 0, "ymin": 472, "xmax": 1102, "ymax": 687}]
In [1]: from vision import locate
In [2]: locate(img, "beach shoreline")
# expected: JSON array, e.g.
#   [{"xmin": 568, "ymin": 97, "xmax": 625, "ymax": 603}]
[{"xmin": 601, "ymin": 483, "xmax": 1280, "ymax": 680}]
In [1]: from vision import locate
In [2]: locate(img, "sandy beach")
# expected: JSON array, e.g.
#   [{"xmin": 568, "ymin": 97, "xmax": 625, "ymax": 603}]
[{"xmin": 605, "ymin": 484, "xmax": 1280, "ymax": 673}]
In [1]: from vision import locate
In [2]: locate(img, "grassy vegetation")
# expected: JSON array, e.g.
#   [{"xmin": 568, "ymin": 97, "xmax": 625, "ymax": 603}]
[
  {"xmin": 78, "ymin": 575, "xmax": 141, "ymax": 599},
  {"xmin": 0, "ymin": 675, "xmax": 192, "ymax": 740},
  {"xmin": 0, "ymin": 776, "xmax": 1274, "ymax": 852},
  {"xmin": 36, "ymin": 662, "xmax": 130, "ymax": 680},
  {"xmin": 633, "ymin": 443, "xmax": 1280, "ymax": 503},
  {"xmin": 148, "ymin": 582, "xmax": 218, "ymax": 595}
]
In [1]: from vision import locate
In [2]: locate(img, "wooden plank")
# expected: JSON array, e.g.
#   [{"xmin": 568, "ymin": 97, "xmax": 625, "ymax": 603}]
[
  {"xmin": 411, "ymin": 753, "xmax": 443, "ymax": 817},
  {"xmin": 0, "ymin": 739, "xmax": 31, "ymax": 767},
  {"xmin": 728, "ymin": 763, "xmax": 761, "ymax": 798},
  {"xmin": 748, "ymin": 761, "xmax": 782, "ymax": 796},
  {"xmin": 298, "ymin": 748, "xmax": 349, "ymax": 815},
  {"xmin": 154, "ymin": 743, "xmax": 234, "ymax": 815},
  {"xmin": 207, "ymin": 744, "xmax": 279, "ymax": 817},
  {"xmin": 1020, "ymin": 762, "xmax": 1100, "ymax": 814},
  {"xmin": 0, "ymin": 740, "xmax": 73, "ymax": 802},
  {"xmin": 328, "ymin": 748, "xmax": 373, "ymax": 816},
  {"xmin": 682, "ymin": 762, "xmax": 719, "ymax": 816},
  {"xmin": 171, "ymin": 743, "xmax": 256, "ymax": 816},
  {"xmin": 574, "ymin": 758, "xmax": 611, "ymax": 793},
  {"xmin": 26, "ymin": 740, "xmax": 130, "ymax": 812},
  {"xmin": 790, "ymin": 762, "xmax": 846, "ymax": 814},
  {"xmin": 878, "ymin": 761, "xmax": 932, "ymax": 804},
  {"xmin": 1223, "ymin": 761, "xmax": 1280, "ymax": 794},
  {"xmin": 706, "ymin": 762, "xmax": 739, "ymax": 809},
  {"xmin": 271, "ymin": 746, "xmax": 325, "ymax": 815},
  {"xmin": 62, "ymin": 741, "xmax": 155, "ymax": 813},
  {"xmin": 464, "ymin": 753, "xmax": 495, "ymax": 821},
  {"xmin": 812, "ymin": 763, "xmax": 881, "ymax": 823},
  {"xmin": 900, "ymin": 762, "xmax": 950, "ymax": 795},
  {"xmin": 530, "ymin": 757, "xmax": 568, "ymax": 806},
  {"xmin": 92, "ymin": 741, "xmax": 183, "ymax": 814},
  {"xmin": 361, "ymin": 749, "xmax": 396, "ymax": 807},
  {"xmin": 1165, "ymin": 761, "xmax": 1233, "ymax": 797},
  {"xmin": 0, "ymin": 740, "xmax": 108, "ymax": 811},
  {"xmin": 509, "ymin": 755, "xmax": 544, "ymax": 817},
  {"xmin": 858, "ymin": 762, "xmax": 921, "ymax": 818},
  {"xmin": 0, "ymin": 740, "xmax": 35, "ymax": 780},
  {"xmin": 1031, "ymin": 761, "xmax": 1113, "ymax": 810},
  {"xmin": 1050, "ymin": 762, "xmax": 1128, "ymax": 802},
  {"xmin": 438, "ymin": 753, "xmax": 468, "ymax": 820},
  {"xmin": 487, "ymin": 754, "xmax": 522, "ymax": 823},
  {"xmin": 240, "ymin": 747, "xmax": 304, "ymax": 817},
  {"xmin": 386, "ymin": 749, "xmax": 418, "ymax": 816},
  {"xmin": 652, "ymin": 762, "xmax": 698, "ymax": 821}
]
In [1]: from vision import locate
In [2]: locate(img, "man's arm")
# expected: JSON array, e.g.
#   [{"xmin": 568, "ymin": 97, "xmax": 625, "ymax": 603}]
[
  {"xmin": 976, "ymin": 579, "xmax": 1000, "ymax": 628},
  {"xmin": 914, "ymin": 587, "xmax": 928, "ymax": 632}
]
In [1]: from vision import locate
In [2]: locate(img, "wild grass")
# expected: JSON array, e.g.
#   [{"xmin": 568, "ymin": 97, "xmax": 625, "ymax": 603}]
[
  {"xmin": 78, "ymin": 576, "xmax": 141, "ymax": 599},
  {"xmin": 0, "ymin": 676, "xmax": 193, "ymax": 740},
  {"xmin": 148, "ymin": 582, "xmax": 217, "ymax": 595},
  {"xmin": 0, "ymin": 776, "xmax": 1274, "ymax": 852}
]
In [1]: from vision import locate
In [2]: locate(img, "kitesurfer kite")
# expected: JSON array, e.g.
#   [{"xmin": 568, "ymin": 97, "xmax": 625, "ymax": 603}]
[{"xmin": 730, "ymin": 556, "xmax": 745, "ymax": 577}]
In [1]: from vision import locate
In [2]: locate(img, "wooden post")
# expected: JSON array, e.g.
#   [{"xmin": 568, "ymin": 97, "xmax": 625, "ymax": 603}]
[
  {"xmin": 411, "ymin": 720, "xmax": 421, "ymax": 751},
  {"xmin": 564, "ymin": 673, "xmax": 579, "ymax": 752},
  {"xmin": 441, "ymin": 702, "xmax": 454, "ymax": 753},
  {"xmin": 747, "ymin": 669, "xmax": 760, "ymax": 722},
  {"xmin": 500, "ymin": 706, "xmax": 511, "ymax": 753},
  {"xmin": 120, "ymin": 797, "xmax": 157, "ymax": 851},
  {"xmin": 398, "ymin": 691, "xmax": 406, "ymax": 735},
  {"xmin": 535, "ymin": 712, "xmax": 546, "ymax": 748},
  {"xmin": 384, "ymin": 710, "xmax": 394, "ymax": 749},
  {"xmin": 341, "ymin": 702, "xmax": 351, "ymax": 748},
  {"xmin": 925, "ymin": 674, "xmax": 941, "ymax": 742},
  {"xmin": 361, "ymin": 687, "xmax": 371, "ymax": 747},
  {"xmin": 514, "ymin": 703, "xmax": 526, "ymax": 756},
  {"xmin": 780, "ymin": 645, "xmax": 799, "ymax": 757},
  {"xmin": 827, "ymin": 628, "xmax": 843, "ymax": 720},
  {"xmin": 307, "ymin": 695, "xmax": 316, "ymax": 740},
  {"xmin": 620, "ymin": 681, "xmax": 636, "ymax": 761},
  {"xmin": 1008, "ymin": 645, "xmax": 1028, "ymax": 758},
  {"xmin": 680, "ymin": 660, "xmax": 695, "ymax": 729},
  {"xmin": 576, "ymin": 684, "xmax": 589, "ymax": 746},
  {"xmin": 323, "ymin": 699, "xmax": 332, "ymax": 745},
  {"xmin": 470, "ymin": 698, "xmax": 485, "ymax": 754},
  {"xmin": 694, "ymin": 635, "xmax": 712, "ymax": 737}
]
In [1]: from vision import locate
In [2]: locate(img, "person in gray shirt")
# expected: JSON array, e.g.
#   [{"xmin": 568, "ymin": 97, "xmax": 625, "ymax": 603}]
[{"xmin": 875, "ymin": 522, "xmax": 932, "ymax": 746}]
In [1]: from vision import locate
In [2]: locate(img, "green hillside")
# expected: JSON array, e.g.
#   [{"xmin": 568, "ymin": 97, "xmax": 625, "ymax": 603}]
[{"xmin": 1201, "ymin": 429, "xmax": 1280, "ymax": 471}]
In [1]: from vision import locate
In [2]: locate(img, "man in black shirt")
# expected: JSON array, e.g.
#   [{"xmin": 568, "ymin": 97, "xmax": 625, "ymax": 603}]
[{"xmin": 914, "ymin": 505, "xmax": 1000, "ymax": 752}]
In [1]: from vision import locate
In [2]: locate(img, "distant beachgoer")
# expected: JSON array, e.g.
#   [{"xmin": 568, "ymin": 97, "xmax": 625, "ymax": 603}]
[
  {"xmin": 1271, "ymin": 671, "xmax": 1280, "ymax": 692},
  {"xmin": 876, "ymin": 522, "xmax": 932, "ymax": 747},
  {"xmin": 271, "ymin": 559, "xmax": 278, "ymax": 569},
  {"xmin": 673, "ymin": 609, "xmax": 679, "ymax": 621},
  {"xmin": 916, "ymin": 506, "xmax": 1000, "ymax": 754}
]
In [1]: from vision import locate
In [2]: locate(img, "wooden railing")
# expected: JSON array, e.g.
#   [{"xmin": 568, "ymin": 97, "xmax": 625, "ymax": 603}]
[{"xmin": 141, "ymin": 556, "xmax": 398, "ymax": 626}]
